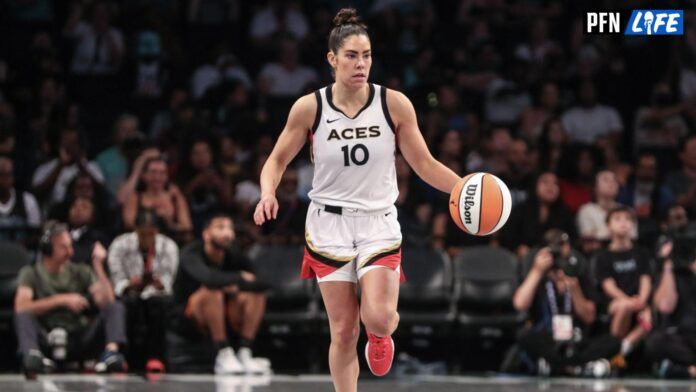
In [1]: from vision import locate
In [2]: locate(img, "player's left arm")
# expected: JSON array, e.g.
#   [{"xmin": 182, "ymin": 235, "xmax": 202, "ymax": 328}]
[{"xmin": 387, "ymin": 89, "xmax": 461, "ymax": 194}]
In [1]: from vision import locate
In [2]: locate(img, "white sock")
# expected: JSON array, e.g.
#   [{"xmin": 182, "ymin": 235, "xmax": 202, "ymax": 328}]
[{"xmin": 620, "ymin": 339, "xmax": 632, "ymax": 356}]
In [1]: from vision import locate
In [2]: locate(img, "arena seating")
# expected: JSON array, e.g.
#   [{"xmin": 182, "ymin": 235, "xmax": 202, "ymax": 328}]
[
  {"xmin": 0, "ymin": 241, "xmax": 31, "ymax": 371},
  {"xmin": 454, "ymin": 246, "xmax": 524, "ymax": 370},
  {"xmin": 250, "ymin": 244, "xmax": 321, "ymax": 371},
  {"xmin": 397, "ymin": 247, "xmax": 456, "ymax": 336}
]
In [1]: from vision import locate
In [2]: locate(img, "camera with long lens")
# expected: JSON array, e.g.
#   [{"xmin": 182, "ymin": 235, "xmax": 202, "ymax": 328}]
[
  {"xmin": 665, "ymin": 233, "xmax": 696, "ymax": 270},
  {"xmin": 47, "ymin": 327, "xmax": 67, "ymax": 361},
  {"xmin": 545, "ymin": 230, "xmax": 582, "ymax": 277}
]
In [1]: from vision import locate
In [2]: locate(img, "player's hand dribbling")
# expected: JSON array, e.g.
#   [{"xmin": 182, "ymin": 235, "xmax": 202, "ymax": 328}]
[{"xmin": 254, "ymin": 194, "xmax": 279, "ymax": 225}]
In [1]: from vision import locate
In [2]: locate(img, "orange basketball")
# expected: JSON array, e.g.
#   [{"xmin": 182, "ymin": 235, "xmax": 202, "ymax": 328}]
[{"xmin": 449, "ymin": 172, "xmax": 512, "ymax": 236}]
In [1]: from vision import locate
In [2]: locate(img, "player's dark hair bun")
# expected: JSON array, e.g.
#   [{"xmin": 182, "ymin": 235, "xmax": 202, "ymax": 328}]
[
  {"xmin": 332, "ymin": 8, "xmax": 366, "ymax": 29},
  {"xmin": 328, "ymin": 8, "xmax": 369, "ymax": 53}
]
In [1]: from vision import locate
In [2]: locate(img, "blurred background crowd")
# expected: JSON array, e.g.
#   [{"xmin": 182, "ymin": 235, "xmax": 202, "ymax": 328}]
[{"xmin": 1, "ymin": 0, "xmax": 695, "ymax": 378}]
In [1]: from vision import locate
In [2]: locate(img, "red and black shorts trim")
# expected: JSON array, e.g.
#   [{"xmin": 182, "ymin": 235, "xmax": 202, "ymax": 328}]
[
  {"xmin": 360, "ymin": 246, "xmax": 405, "ymax": 283},
  {"xmin": 360, "ymin": 246, "xmax": 402, "ymax": 269},
  {"xmin": 301, "ymin": 241, "xmax": 352, "ymax": 280}
]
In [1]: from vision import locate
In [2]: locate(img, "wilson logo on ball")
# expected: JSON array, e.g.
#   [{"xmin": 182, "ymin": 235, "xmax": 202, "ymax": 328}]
[
  {"xmin": 449, "ymin": 172, "xmax": 512, "ymax": 236},
  {"xmin": 463, "ymin": 184, "xmax": 477, "ymax": 225}
]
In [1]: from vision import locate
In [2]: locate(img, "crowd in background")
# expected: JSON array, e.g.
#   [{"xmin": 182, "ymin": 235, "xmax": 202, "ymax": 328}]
[{"xmin": 1, "ymin": 0, "xmax": 696, "ymax": 377}]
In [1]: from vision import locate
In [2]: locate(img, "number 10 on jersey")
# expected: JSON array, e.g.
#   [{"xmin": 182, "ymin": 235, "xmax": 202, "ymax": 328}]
[{"xmin": 341, "ymin": 144, "xmax": 369, "ymax": 166}]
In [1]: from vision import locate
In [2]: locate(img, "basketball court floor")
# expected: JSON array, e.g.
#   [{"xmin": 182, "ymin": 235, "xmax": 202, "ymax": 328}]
[{"xmin": 1, "ymin": 374, "xmax": 693, "ymax": 392}]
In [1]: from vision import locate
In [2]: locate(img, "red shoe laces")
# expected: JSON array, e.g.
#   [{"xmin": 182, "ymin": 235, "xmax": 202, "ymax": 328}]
[{"xmin": 370, "ymin": 335, "xmax": 387, "ymax": 360}]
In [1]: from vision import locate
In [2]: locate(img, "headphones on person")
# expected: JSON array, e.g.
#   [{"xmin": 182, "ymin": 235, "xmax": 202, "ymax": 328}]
[{"xmin": 39, "ymin": 221, "xmax": 69, "ymax": 257}]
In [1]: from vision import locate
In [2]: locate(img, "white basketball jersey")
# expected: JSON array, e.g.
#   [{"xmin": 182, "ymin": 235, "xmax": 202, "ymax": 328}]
[{"xmin": 308, "ymin": 83, "xmax": 398, "ymax": 210}]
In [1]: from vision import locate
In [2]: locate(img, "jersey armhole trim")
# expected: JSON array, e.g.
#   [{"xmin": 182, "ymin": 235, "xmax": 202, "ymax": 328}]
[
  {"xmin": 381, "ymin": 86, "xmax": 396, "ymax": 134},
  {"xmin": 311, "ymin": 90, "xmax": 322, "ymax": 134}
]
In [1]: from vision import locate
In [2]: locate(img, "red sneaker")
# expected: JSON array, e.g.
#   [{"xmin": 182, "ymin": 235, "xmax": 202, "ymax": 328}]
[
  {"xmin": 365, "ymin": 332, "xmax": 394, "ymax": 377},
  {"xmin": 146, "ymin": 358, "xmax": 165, "ymax": 373}
]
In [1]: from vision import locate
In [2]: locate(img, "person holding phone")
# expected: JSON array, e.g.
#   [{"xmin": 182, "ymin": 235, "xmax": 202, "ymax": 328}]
[{"xmin": 107, "ymin": 208, "xmax": 178, "ymax": 372}]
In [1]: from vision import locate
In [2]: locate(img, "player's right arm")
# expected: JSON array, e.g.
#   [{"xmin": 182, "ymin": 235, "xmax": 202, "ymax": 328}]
[{"xmin": 254, "ymin": 94, "xmax": 317, "ymax": 225}]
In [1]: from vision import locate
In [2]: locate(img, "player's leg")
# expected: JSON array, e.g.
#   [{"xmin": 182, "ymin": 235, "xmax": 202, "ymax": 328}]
[
  {"xmin": 359, "ymin": 266, "xmax": 400, "ymax": 376},
  {"xmin": 319, "ymin": 280, "xmax": 360, "ymax": 392},
  {"xmin": 359, "ymin": 267, "xmax": 400, "ymax": 336},
  {"xmin": 354, "ymin": 207, "xmax": 403, "ymax": 376},
  {"xmin": 303, "ymin": 203, "xmax": 361, "ymax": 389}
]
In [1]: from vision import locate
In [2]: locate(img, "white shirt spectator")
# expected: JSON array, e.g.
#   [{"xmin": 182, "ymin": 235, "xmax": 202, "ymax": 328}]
[
  {"xmin": 67, "ymin": 21, "xmax": 124, "ymax": 75},
  {"xmin": 107, "ymin": 232, "xmax": 179, "ymax": 299},
  {"xmin": 577, "ymin": 202, "xmax": 637, "ymax": 241},
  {"xmin": 258, "ymin": 63, "xmax": 318, "ymax": 97},
  {"xmin": 249, "ymin": 6, "xmax": 309, "ymax": 41},
  {"xmin": 31, "ymin": 159, "xmax": 105, "ymax": 205},
  {"xmin": 561, "ymin": 105, "xmax": 623, "ymax": 144},
  {"xmin": 0, "ymin": 189, "xmax": 42, "ymax": 227}
]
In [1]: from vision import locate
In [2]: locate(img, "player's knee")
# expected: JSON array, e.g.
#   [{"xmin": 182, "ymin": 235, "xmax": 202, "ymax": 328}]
[
  {"xmin": 362, "ymin": 308, "xmax": 398, "ymax": 336},
  {"xmin": 331, "ymin": 323, "xmax": 360, "ymax": 347}
]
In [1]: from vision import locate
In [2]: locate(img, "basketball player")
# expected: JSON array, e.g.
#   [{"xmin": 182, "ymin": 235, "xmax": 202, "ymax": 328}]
[{"xmin": 254, "ymin": 8, "xmax": 460, "ymax": 391}]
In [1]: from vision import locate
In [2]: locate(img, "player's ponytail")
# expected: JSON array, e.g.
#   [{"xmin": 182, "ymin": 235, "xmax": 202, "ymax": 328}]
[{"xmin": 328, "ymin": 8, "xmax": 369, "ymax": 53}]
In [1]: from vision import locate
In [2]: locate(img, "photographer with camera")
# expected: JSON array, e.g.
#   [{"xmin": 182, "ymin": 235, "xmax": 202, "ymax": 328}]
[
  {"xmin": 513, "ymin": 229, "xmax": 620, "ymax": 376},
  {"xmin": 107, "ymin": 208, "xmax": 178, "ymax": 373},
  {"xmin": 659, "ymin": 205, "xmax": 696, "ymax": 240},
  {"xmin": 645, "ymin": 237, "xmax": 696, "ymax": 378},
  {"xmin": 14, "ymin": 221, "xmax": 126, "ymax": 376},
  {"xmin": 593, "ymin": 206, "xmax": 653, "ymax": 369}
]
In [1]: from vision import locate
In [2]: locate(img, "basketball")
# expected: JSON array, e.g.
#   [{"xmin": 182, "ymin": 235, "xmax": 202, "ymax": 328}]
[{"xmin": 449, "ymin": 172, "xmax": 512, "ymax": 236}]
